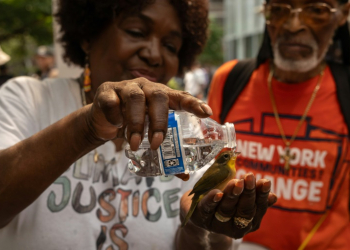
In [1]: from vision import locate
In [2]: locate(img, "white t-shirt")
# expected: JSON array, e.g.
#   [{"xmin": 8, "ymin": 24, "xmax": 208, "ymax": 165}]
[{"xmin": 0, "ymin": 77, "xmax": 207, "ymax": 250}]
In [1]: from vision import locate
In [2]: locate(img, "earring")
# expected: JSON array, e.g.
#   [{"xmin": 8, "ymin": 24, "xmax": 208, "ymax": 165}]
[{"xmin": 84, "ymin": 55, "xmax": 91, "ymax": 92}]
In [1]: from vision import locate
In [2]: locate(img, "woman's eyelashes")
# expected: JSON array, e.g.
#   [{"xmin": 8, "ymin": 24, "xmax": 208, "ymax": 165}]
[
  {"xmin": 126, "ymin": 28, "xmax": 179, "ymax": 54},
  {"xmin": 164, "ymin": 43, "xmax": 178, "ymax": 54},
  {"xmin": 126, "ymin": 29, "xmax": 145, "ymax": 38}
]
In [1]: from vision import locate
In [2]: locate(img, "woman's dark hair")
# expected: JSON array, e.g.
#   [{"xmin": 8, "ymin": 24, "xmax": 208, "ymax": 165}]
[
  {"xmin": 55, "ymin": 0, "xmax": 209, "ymax": 74},
  {"xmin": 257, "ymin": 0, "xmax": 350, "ymax": 66}
]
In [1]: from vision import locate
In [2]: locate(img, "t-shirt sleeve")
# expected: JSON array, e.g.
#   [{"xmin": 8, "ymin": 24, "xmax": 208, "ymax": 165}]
[
  {"xmin": 207, "ymin": 60, "xmax": 239, "ymax": 123},
  {"xmin": 0, "ymin": 77, "xmax": 43, "ymax": 150}
]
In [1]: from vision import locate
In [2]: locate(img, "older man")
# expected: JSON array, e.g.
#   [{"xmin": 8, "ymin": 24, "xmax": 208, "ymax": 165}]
[{"xmin": 208, "ymin": 0, "xmax": 350, "ymax": 249}]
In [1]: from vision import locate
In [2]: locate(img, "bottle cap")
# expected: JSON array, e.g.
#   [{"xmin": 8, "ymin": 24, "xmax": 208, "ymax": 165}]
[{"xmin": 224, "ymin": 122, "xmax": 236, "ymax": 149}]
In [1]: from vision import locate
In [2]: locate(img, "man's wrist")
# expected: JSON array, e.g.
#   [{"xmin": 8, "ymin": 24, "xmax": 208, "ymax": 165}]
[
  {"xmin": 176, "ymin": 221, "xmax": 233, "ymax": 250},
  {"xmin": 176, "ymin": 222, "xmax": 210, "ymax": 250}
]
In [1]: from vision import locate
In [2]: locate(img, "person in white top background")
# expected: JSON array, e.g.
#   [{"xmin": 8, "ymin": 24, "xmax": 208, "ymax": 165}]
[
  {"xmin": 184, "ymin": 61, "xmax": 209, "ymax": 100},
  {"xmin": 0, "ymin": 45, "xmax": 12, "ymax": 86}
]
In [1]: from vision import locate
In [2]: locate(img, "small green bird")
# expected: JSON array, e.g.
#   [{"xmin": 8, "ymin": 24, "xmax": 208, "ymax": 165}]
[{"xmin": 181, "ymin": 150, "xmax": 238, "ymax": 227}]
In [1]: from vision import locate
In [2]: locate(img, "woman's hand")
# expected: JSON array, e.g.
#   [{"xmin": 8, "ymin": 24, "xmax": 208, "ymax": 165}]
[
  {"xmin": 180, "ymin": 173, "xmax": 277, "ymax": 239},
  {"xmin": 85, "ymin": 77, "xmax": 212, "ymax": 151}
]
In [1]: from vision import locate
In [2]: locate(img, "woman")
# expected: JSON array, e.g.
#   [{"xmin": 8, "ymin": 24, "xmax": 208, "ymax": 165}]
[{"xmin": 0, "ymin": 0, "xmax": 276, "ymax": 249}]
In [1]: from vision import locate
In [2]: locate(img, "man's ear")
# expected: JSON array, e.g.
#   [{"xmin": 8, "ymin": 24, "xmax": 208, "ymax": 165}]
[
  {"xmin": 339, "ymin": 3, "xmax": 350, "ymax": 26},
  {"xmin": 81, "ymin": 40, "xmax": 90, "ymax": 54}
]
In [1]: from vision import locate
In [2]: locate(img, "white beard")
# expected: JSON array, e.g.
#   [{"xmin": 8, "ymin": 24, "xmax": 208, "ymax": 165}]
[{"xmin": 272, "ymin": 37, "xmax": 327, "ymax": 73}]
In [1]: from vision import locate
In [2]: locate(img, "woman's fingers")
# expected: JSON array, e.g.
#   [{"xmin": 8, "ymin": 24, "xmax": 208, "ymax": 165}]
[
  {"xmin": 90, "ymin": 83, "xmax": 123, "ymax": 141},
  {"xmin": 91, "ymin": 77, "xmax": 212, "ymax": 150},
  {"xmin": 95, "ymin": 87, "xmax": 123, "ymax": 127},
  {"xmin": 138, "ymin": 79, "xmax": 212, "ymax": 149},
  {"xmin": 141, "ymin": 85, "xmax": 169, "ymax": 150},
  {"xmin": 167, "ymin": 89, "xmax": 213, "ymax": 118},
  {"xmin": 120, "ymin": 81, "xmax": 146, "ymax": 151}
]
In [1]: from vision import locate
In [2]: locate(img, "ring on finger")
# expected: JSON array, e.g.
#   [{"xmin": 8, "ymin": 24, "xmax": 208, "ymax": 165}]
[
  {"xmin": 233, "ymin": 217, "xmax": 253, "ymax": 228},
  {"xmin": 215, "ymin": 212, "xmax": 231, "ymax": 223}
]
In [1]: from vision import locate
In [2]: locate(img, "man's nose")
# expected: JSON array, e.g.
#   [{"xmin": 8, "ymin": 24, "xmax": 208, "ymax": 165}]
[
  {"xmin": 283, "ymin": 9, "xmax": 305, "ymax": 32},
  {"xmin": 139, "ymin": 38, "xmax": 163, "ymax": 67}
]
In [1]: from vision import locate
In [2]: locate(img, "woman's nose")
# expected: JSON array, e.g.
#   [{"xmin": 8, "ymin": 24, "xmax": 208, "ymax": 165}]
[{"xmin": 139, "ymin": 38, "xmax": 163, "ymax": 67}]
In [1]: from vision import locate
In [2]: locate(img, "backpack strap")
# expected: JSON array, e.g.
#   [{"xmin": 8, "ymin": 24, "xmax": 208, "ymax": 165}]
[
  {"xmin": 328, "ymin": 62, "xmax": 350, "ymax": 135},
  {"xmin": 220, "ymin": 58, "xmax": 257, "ymax": 124}
]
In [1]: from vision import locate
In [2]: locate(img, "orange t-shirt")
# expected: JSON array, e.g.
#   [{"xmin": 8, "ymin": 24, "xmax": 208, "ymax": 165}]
[{"xmin": 208, "ymin": 60, "xmax": 350, "ymax": 250}]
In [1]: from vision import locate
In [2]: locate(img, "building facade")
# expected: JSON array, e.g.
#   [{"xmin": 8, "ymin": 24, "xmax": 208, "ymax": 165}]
[
  {"xmin": 209, "ymin": 0, "xmax": 225, "ymax": 26},
  {"xmin": 223, "ymin": 0, "xmax": 265, "ymax": 61}
]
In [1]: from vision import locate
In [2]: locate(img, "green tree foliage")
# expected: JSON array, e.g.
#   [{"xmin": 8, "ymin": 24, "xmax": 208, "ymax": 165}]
[
  {"xmin": 0, "ymin": 0, "xmax": 53, "ymax": 74},
  {"xmin": 199, "ymin": 19, "xmax": 224, "ymax": 67}
]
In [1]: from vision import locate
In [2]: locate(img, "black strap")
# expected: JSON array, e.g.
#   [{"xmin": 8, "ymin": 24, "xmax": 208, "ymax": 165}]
[
  {"xmin": 220, "ymin": 59, "xmax": 257, "ymax": 124},
  {"xmin": 328, "ymin": 62, "xmax": 350, "ymax": 135}
]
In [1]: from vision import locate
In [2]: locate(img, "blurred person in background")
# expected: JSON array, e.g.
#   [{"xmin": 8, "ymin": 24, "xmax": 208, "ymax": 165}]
[
  {"xmin": 0, "ymin": 0, "xmax": 276, "ymax": 249},
  {"xmin": 203, "ymin": 64, "xmax": 214, "ymax": 99},
  {"xmin": 33, "ymin": 45, "xmax": 58, "ymax": 80},
  {"xmin": 208, "ymin": 0, "xmax": 350, "ymax": 249},
  {"xmin": 0, "ymin": 45, "xmax": 13, "ymax": 86}
]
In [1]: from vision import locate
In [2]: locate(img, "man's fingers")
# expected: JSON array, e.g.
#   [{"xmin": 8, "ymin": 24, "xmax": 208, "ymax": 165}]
[
  {"xmin": 215, "ymin": 179, "xmax": 244, "ymax": 219},
  {"xmin": 234, "ymin": 173, "xmax": 256, "ymax": 220},
  {"xmin": 192, "ymin": 190, "xmax": 223, "ymax": 229},
  {"xmin": 251, "ymin": 179, "xmax": 271, "ymax": 231},
  {"xmin": 268, "ymin": 193, "xmax": 278, "ymax": 207}
]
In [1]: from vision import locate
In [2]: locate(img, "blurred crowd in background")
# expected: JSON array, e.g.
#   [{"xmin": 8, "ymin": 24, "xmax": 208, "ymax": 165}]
[{"xmin": 0, "ymin": 44, "xmax": 57, "ymax": 86}]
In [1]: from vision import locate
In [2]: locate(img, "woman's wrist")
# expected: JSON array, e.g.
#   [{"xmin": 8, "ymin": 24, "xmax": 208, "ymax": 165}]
[{"xmin": 73, "ymin": 105, "xmax": 107, "ymax": 151}]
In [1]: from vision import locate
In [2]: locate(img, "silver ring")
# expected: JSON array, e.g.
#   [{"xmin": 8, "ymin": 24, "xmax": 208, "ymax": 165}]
[
  {"xmin": 233, "ymin": 217, "xmax": 253, "ymax": 228},
  {"xmin": 215, "ymin": 212, "xmax": 231, "ymax": 222}
]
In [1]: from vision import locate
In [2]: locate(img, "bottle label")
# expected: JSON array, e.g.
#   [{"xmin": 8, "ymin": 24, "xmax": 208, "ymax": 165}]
[{"xmin": 158, "ymin": 111, "xmax": 185, "ymax": 175}]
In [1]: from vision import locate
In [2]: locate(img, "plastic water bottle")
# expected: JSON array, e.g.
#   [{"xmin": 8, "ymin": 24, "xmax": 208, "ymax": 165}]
[{"xmin": 125, "ymin": 110, "xmax": 236, "ymax": 177}]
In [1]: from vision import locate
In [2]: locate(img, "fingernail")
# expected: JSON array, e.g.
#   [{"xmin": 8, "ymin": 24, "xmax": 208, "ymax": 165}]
[
  {"xmin": 151, "ymin": 132, "xmax": 164, "ymax": 150},
  {"xmin": 130, "ymin": 133, "xmax": 142, "ymax": 151},
  {"xmin": 177, "ymin": 173, "xmax": 190, "ymax": 181},
  {"xmin": 270, "ymin": 194, "xmax": 278, "ymax": 205},
  {"xmin": 213, "ymin": 192, "xmax": 223, "ymax": 202},
  {"xmin": 233, "ymin": 179, "xmax": 244, "ymax": 195},
  {"xmin": 245, "ymin": 173, "xmax": 255, "ymax": 190},
  {"xmin": 273, "ymin": 195, "xmax": 278, "ymax": 203},
  {"xmin": 201, "ymin": 103, "xmax": 213, "ymax": 116},
  {"xmin": 262, "ymin": 180, "xmax": 271, "ymax": 193},
  {"xmin": 116, "ymin": 123, "xmax": 123, "ymax": 128}
]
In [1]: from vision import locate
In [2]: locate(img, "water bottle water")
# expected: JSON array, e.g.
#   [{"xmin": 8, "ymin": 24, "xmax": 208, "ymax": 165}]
[{"xmin": 125, "ymin": 110, "xmax": 236, "ymax": 177}]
